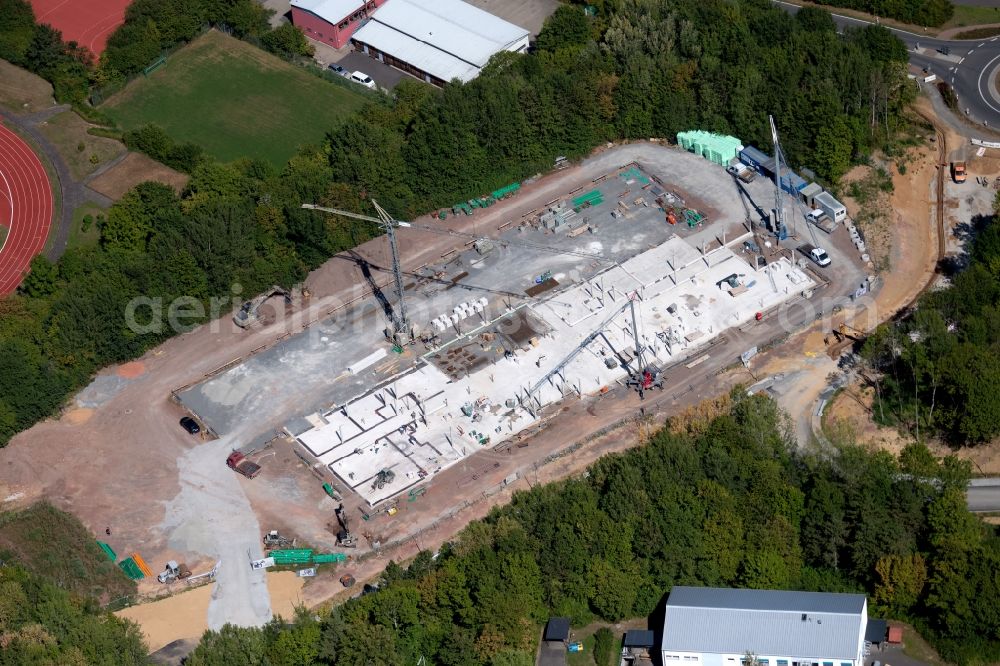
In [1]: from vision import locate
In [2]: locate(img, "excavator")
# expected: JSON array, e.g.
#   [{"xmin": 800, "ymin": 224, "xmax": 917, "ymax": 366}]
[
  {"xmin": 826, "ymin": 323, "xmax": 866, "ymax": 358},
  {"xmin": 334, "ymin": 504, "xmax": 358, "ymax": 548},
  {"xmin": 233, "ymin": 285, "xmax": 293, "ymax": 328}
]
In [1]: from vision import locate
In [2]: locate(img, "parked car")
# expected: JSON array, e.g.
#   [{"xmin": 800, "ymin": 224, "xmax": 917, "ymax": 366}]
[
  {"xmin": 350, "ymin": 71, "xmax": 376, "ymax": 89},
  {"xmin": 328, "ymin": 63, "xmax": 347, "ymax": 77},
  {"xmin": 937, "ymin": 46, "xmax": 950, "ymax": 56},
  {"xmin": 179, "ymin": 416, "xmax": 200, "ymax": 434}
]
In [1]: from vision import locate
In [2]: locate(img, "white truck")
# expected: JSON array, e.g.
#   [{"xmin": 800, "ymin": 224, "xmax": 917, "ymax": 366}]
[
  {"xmin": 726, "ymin": 161, "xmax": 756, "ymax": 183},
  {"xmin": 799, "ymin": 243, "xmax": 831, "ymax": 267},
  {"xmin": 806, "ymin": 209, "xmax": 837, "ymax": 234}
]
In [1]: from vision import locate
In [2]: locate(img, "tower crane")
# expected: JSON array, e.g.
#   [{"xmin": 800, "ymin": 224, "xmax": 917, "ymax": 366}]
[
  {"xmin": 300, "ymin": 203, "xmax": 611, "ymax": 344},
  {"xmin": 519, "ymin": 292, "xmax": 661, "ymax": 413}
]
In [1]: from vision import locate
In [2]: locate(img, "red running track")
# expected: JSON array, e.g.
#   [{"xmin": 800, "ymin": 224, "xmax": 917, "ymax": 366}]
[
  {"xmin": 29, "ymin": 0, "xmax": 130, "ymax": 56},
  {"xmin": 0, "ymin": 123, "xmax": 53, "ymax": 295}
]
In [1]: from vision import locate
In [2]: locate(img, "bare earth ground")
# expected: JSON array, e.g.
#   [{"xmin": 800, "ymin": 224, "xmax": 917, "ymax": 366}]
[
  {"xmin": 117, "ymin": 571, "xmax": 304, "ymax": 652},
  {"xmin": 88, "ymin": 152, "xmax": 189, "ymax": 200},
  {"xmin": 0, "ymin": 59, "xmax": 53, "ymax": 113},
  {"xmin": 821, "ymin": 103, "xmax": 1000, "ymax": 475},
  {"xmin": 762, "ymin": 97, "xmax": 942, "ymax": 448},
  {"xmin": 0, "ymin": 126, "xmax": 943, "ymax": 644},
  {"xmin": 36, "ymin": 110, "xmax": 126, "ymax": 181}
]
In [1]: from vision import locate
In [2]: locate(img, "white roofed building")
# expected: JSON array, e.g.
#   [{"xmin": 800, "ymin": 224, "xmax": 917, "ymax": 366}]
[
  {"xmin": 351, "ymin": 0, "xmax": 530, "ymax": 85},
  {"xmin": 661, "ymin": 587, "xmax": 872, "ymax": 666}
]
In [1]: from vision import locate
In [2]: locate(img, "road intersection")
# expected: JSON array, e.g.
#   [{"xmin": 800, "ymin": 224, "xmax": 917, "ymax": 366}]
[{"xmin": 774, "ymin": 1, "xmax": 1000, "ymax": 129}]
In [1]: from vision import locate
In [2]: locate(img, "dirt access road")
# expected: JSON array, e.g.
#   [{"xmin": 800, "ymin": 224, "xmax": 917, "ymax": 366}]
[
  {"xmin": 765, "ymin": 96, "xmax": 951, "ymax": 450},
  {"xmin": 0, "ymin": 139, "xmax": 874, "ymax": 635}
]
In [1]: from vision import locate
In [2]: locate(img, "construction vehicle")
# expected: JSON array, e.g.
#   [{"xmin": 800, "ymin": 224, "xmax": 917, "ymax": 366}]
[
  {"xmin": 627, "ymin": 367, "xmax": 664, "ymax": 396},
  {"xmin": 263, "ymin": 530, "xmax": 295, "ymax": 548},
  {"xmin": 157, "ymin": 560, "xmax": 220, "ymax": 584},
  {"xmin": 226, "ymin": 451, "xmax": 261, "ymax": 479},
  {"xmin": 334, "ymin": 504, "xmax": 358, "ymax": 548},
  {"xmin": 157, "ymin": 560, "xmax": 192, "ymax": 583},
  {"xmin": 233, "ymin": 285, "xmax": 292, "ymax": 328},
  {"xmin": 826, "ymin": 323, "xmax": 867, "ymax": 359},
  {"xmin": 372, "ymin": 469, "xmax": 395, "ymax": 490},
  {"xmin": 831, "ymin": 323, "xmax": 865, "ymax": 343},
  {"xmin": 806, "ymin": 209, "xmax": 837, "ymax": 234},
  {"xmin": 951, "ymin": 161, "xmax": 967, "ymax": 184},
  {"xmin": 799, "ymin": 243, "xmax": 831, "ymax": 267}
]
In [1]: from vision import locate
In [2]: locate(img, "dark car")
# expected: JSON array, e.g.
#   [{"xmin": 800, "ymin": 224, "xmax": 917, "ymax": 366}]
[
  {"xmin": 328, "ymin": 63, "xmax": 347, "ymax": 76},
  {"xmin": 937, "ymin": 46, "xmax": 950, "ymax": 56},
  {"xmin": 180, "ymin": 416, "xmax": 201, "ymax": 434}
]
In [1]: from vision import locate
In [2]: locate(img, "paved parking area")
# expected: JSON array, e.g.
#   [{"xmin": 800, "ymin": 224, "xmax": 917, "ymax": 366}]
[
  {"xmin": 537, "ymin": 643, "xmax": 566, "ymax": 666},
  {"xmin": 338, "ymin": 51, "xmax": 412, "ymax": 90},
  {"xmin": 464, "ymin": 0, "xmax": 559, "ymax": 36},
  {"xmin": 869, "ymin": 644, "xmax": 930, "ymax": 666}
]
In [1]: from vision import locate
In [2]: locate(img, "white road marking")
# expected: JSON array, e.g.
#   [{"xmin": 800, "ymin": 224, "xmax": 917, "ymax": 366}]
[
  {"xmin": 0, "ymin": 167, "xmax": 13, "ymax": 257},
  {"xmin": 977, "ymin": 53, "xmax": 1000, "ymax": 115},
  {"xmin": 960, "ymin": 57, "xmax": 966, "ymax": 64},
  {"xmin": 969, "ymin": 49, "xmax": 975, "ymax": 55},
  {"xmin": 980, "ymin": 43, "xmax": 987, "ymax": 48}
]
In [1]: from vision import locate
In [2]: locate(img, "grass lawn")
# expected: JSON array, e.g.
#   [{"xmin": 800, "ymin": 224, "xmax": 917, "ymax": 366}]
[
  {"xmin": 893, "ymin": 622, "xmax": 949, "ymax": 666},
  {"xmin": 0, "ymin": 502, "xmax": 136, "ymax": 604},
  {"xmin": 38, "ymin": 109, "xmax": 126, "ymax": 181},
  {"xmin": 566, "ymin": 633, "xmax": 597, "ymax": 666},
  {"xmin": 100, "ymin": 30, "xmax": 369, "ymax": 167},
  {"xmin": 0, "ymin": 59, "xmax": 53, "ymax": 113},
  {"xmin": 946, "ymin": 5, "xmax": 1000, "ymax": 30},
  {"xmin": 69, "ymin": 202, "xmax": 106, "ymax": 250}
]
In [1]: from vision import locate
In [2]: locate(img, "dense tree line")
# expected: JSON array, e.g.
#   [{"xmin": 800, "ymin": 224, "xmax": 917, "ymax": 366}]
[
  {"xmin": 324, "ymin": 0, "xmax": 913, "ymax": 216},
  {"xmin": 1, "ymin": 156, "xmax": 373, "ymax": 445},
  {"xmin": 806, "ymin": 0, "xmax": 953, "ymax": 27},
  {"xmin": 861, "ymin": 210, "xmax": 1000, "ymax": 444},
  {"xmin": 0, "ymin": 565, "xmax": 146, "ymax": 664},
  {"xmin": 0, "ymin": 0, "xmax": 313, "ymax": 106},
  {"xmin": 0, "ymin": 1, "xmax": 914, "ymax": 447},
  {"xmin": 182, "ymin": 395, "xmax": 1000, "ymax": 665}
]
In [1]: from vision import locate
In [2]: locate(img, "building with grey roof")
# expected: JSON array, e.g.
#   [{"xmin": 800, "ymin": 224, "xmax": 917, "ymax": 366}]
[{"xmin": 661, "ymin": 587, "xmax": 869, "ymax": 666}]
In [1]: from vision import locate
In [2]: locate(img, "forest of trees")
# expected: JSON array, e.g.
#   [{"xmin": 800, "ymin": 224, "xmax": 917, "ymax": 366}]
[
  {"xmin": 0, "ymin": 0, "xmax": 916, "ymax": 446},
  {"xmin": 180, "ymin": 394, "xmax": 1000, "ymax": 665},
  {"xmin": 861, "ymin": 203, "xmax": 1000, "ymax": 444},
  {"xmin": 809, "ymin": 0, "xmax": 954, "ymax": 27},
  {"xmin": 0, "ymin": 565, "xmax": 146, "ymax": 665}
]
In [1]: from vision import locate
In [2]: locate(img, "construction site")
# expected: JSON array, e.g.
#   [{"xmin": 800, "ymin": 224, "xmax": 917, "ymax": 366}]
[
  {"xmin": 178, "ymin": 130, "xmax": 865, "ymax": 510},
  {"xmin": 0, "ymin": 131, "xmax": 883, "ymax": 644}
]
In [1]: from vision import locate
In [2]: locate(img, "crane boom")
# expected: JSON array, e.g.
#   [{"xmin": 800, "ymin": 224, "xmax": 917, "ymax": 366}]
[
  {"xmin": 301, "ymin": 204, "xmax": 607, "ymax": 261},
  {"xmin": 521, "ymin": 295, "xmax": 637, "ymax": 409}
]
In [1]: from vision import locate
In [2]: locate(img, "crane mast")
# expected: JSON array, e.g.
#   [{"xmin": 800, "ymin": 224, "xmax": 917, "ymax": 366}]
[{"xmin": 769, "ymin": 115, "xmax": 788, "ymax": 241}]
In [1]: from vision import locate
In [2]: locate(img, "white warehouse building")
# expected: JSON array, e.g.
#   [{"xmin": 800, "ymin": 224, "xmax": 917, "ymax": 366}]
[
  {"xmin": 351, "ymin": 0, "xmax": 529, "ymax": 86},
  {"xmin": 661, "ymin": 587, "xmax": 870, "ymax": 666}
]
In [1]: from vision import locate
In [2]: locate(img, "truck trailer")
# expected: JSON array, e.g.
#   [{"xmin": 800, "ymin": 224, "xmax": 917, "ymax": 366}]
[{"xmin": 813, "ymin": 191, "xmax": 847, "ymax": 224}]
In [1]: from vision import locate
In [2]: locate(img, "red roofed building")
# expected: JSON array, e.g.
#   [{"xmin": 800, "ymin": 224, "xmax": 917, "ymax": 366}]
[{"xmin": 290, "ymin": 0, "xmax": 387, "ymax": 49}]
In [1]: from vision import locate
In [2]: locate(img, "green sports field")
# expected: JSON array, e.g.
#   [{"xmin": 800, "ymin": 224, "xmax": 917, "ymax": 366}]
[{"xmin": 101, "ymin": 30, "xmax": 368, "ymax": 167}]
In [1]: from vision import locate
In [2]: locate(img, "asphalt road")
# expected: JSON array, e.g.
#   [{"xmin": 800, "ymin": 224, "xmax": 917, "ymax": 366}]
[
  {"xmin": 774, "ymin": 1, "xmax": 1000, "ymax": 130},
  {"xmin": 967, "ymin": 478, "xmax": 1000, "ymax": 512}
]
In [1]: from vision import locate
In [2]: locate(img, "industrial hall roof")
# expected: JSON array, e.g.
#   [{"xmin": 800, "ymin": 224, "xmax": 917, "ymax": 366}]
[
  {"xmin": 352, "ymin": 0, "xmax": 529, "ymax": 82},
  {"xmin": 661, "ymin": 586, "xmax": 867, "ymax": 660}
]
